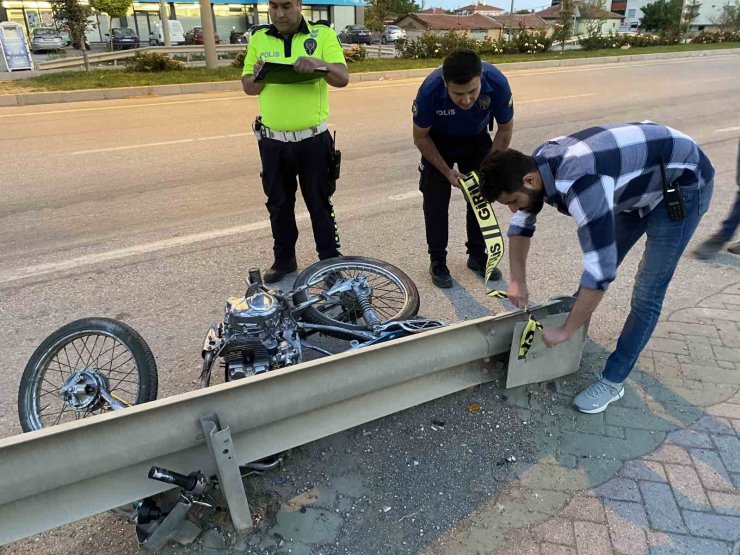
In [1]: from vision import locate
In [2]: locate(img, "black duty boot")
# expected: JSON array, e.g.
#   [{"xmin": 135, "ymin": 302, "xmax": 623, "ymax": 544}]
[
  {"xmin": 263, "ymin": 257, "xmax": 298, "ymax": 284},
  {"xmin": 467, "ymin": 255, "xmax": 502, "ymax": 281},
  {"xmin": 429, "ymin": 260, "xmax": 453, "ymax": 289}
]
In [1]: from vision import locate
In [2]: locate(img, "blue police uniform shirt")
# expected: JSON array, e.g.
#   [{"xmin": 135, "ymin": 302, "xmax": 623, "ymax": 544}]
[{"xmin": 412, "ymin": 62, "xmax": 513, "ymax": 136}]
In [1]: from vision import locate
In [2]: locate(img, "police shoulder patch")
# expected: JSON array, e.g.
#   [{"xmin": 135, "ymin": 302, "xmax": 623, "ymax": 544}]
[
  {"xmin": 412, "ymin": 100, "xmax": 418, "ymax": 117},
  {"xmin": 250, "ymin": 24, "xmax": 270, "ymax": 35},
  {"xmin": 508, "ymin": 94, "xmax": 513, "ymax": 108}
]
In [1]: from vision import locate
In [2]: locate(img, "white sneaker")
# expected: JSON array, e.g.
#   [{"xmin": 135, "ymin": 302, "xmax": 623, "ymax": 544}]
[{"xmin": 572, "ymin": 378, "xmax": 625, "ymax": 414}]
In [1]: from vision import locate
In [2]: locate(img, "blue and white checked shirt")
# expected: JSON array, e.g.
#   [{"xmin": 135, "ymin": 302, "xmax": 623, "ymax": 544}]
[{"xmin": 508, "ymin": 122, "xmax": 714, "ymax": 291}]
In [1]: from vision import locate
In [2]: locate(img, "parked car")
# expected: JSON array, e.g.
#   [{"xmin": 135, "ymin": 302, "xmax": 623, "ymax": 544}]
[
  {"xmin": 381, "ymin": 25, "xmax": 406, "ymax": 44},
  {"xmin": 150, "ymin": 20, "xmax": 186, "ymax": 46},
  {"xmin": 30, "ymin": 27, "xmax": 65, "ymax": 53},
  {"xmin": 338, "ymin": 24, "xmax": 371, "ymax": 45},
  {"xmin": 185, "ymin": 26, "xmax": 221, "ymax": 45},
  {"xmin": 106, "ymin": 27, "xmax": 140, "ymax": 50}
]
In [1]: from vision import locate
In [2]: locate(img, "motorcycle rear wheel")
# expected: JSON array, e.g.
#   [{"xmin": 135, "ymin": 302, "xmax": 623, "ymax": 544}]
[
  {"xmin": 292, "ymin": 256, "xmax": 420, "ymax": 339},
  {"xmin": 18, "ymin": 317, "xmax": 158, "ymax": 432}
]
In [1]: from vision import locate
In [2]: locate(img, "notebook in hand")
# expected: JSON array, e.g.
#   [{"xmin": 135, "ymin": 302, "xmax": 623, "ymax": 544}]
[{"xmin": 254, "ymin": 61, "xmax": 329, "ymax": 84}]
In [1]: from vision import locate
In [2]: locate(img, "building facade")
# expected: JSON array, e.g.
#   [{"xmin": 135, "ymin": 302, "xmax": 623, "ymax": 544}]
[
  {"xmin": 617, "ymin": 0, "xmax": 735, "ymax": 31},
  {"xmin": 0, "ymin": 0, "xmax": 364, "ymax": 43},
  {"xmin": 395, "ymin": 13, "xmax": 504, "ymax": 40}
]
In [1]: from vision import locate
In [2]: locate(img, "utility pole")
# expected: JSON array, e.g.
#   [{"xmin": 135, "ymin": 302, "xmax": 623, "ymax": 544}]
[
  {"xmin": 158, "ymin": 0, "xmax": 170, "ymax": 46},
  {"xmin": 199, "ymin": 0, "xmax": 218, "ymax": 69},
  {"xmin": 508, "ymin": 0, "xmax": 514, "ymax": 38}
]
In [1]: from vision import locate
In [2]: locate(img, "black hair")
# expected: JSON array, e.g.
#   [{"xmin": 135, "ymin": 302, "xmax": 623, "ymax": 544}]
[
  {"xmin": 442, "ymin": 48, "xmax": 482, "ymax": 85},
  {"xmin": 479, "ymin": 149, "xmax": 538, "ymax": 202}
]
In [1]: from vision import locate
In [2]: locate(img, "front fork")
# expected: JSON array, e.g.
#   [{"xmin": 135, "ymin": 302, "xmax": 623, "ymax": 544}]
[{"xmin": 351, "ymin": 279, "xmax": 381, "ymax": 332}]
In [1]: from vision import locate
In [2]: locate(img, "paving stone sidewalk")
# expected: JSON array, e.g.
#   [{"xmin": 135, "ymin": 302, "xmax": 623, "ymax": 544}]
[{"xmin": 426, "ymin": 282, "xmax": 740, "ymax": 555}]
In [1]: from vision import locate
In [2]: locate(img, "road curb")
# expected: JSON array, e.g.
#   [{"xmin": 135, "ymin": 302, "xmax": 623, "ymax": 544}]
[{"xmin": 1, "ymin": 47, "xmax": 738, "ymax": 107}]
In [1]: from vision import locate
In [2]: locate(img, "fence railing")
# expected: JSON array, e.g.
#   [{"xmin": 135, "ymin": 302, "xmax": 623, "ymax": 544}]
[{"xmin": 36, "ymin": 42, "xmax": 397, "ymax": 71}]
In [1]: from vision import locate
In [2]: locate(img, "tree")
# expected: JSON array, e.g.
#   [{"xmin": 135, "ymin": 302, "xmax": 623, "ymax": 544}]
[
  {"xmin": 365, "ymin": 0, "xmax": 390, "ymax": 57},
  {"xmin": 51, "ymin": 0, "xmax": 94, "ymax": 70},
  {"xmin": 552, "ymin": 0, "xmax": 574, "ymax": 50},
  {"xmin": 366, "ymin": 0, "xmax": 419, "ymax": 24},
  {"xmin": 584, "ymin": 0, "xmax": 608, "ymax": 35},
  {"xmin": 715, "ymin": 1, "xmax": 740, "ymax": 31},
  {"xmin": 515, "ymin": 8, "xmax": 533, "ymax": 13},
  {"xmin": 90, "ymin": 0, "xmax": 134, "ymax": 50},
  {"xmin": 639, "ymin": 0, "xmax": 682, "ymax": 33},
  {"xmin": 681, "ymin": 0, "xmax": 702, "ymax": 35}
]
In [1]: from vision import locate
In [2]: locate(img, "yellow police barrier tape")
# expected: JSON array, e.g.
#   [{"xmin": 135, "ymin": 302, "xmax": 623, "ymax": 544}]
[
  {"xmin": 487, "ymin": 290, "xmax": 544, "ymax": 360},
  {"xmin": 458, "ymin": 172, "xmax": 504, "ymax": 282},
  {"xmin": 458, "ymin": 171, "xmax": 542, "ymax": 360}
]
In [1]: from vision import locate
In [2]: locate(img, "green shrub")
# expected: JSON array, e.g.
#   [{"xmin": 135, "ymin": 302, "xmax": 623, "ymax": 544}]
[
  {"xmin": 233, "ymin": 48, "xmax": 247, "ymax": 69},
  {"xmin": 691, "ymin": 30, "xmax": 740, "ymax": 43},
  {"xmin": 344, "ymin": 44, "xmax": 367, "ymax": 62},
  {"xmin": 397, "ymin": 30, "xmax": 553, "ymax": 59},
  {"xmin": 577, "ymin": 31, "xmax": 685, "ymax": 51},
  {"xmin": 125, "ymin": 51, "xmax": 184, "ymax": 72}
]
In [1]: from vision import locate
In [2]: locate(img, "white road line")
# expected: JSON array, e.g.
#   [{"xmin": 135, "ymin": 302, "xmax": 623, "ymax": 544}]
[
  {"xmin": 69, "ymin": 94, "xmax": 591, "ymax": 155},
  {"xmin": 518, "ymin": 93, "xmax": 593, "ymax": 103},
  {"xmin": 0, "ymin": 189, "xmax": 424, "ymax": 285},
  {"xmin": 3, "ymin": 55, "xmax": 736, "ymax": 119},
  {"xmin": 71, "ymin": 133, "xmax": 253, "ymax": 155},
  {"xmin": 0, "ymin": 216, "xmax": 301, "ymax": 285},
  {"xmin": 0, "ymin": 95, "xmax": 247, "ymax": 118},
  {"xmin": 715, "ymin": 126, "xmax": 740, "ymax": 133}
]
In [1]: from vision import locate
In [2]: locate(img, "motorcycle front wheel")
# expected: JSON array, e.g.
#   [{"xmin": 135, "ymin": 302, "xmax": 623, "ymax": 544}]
[
  {"xmin": 18, "ymin": 317, "xmax": 158, "ymax": 432},
  {"xmin": 292, "ymin": 256, "xmax": 420, "ymax": 339}
]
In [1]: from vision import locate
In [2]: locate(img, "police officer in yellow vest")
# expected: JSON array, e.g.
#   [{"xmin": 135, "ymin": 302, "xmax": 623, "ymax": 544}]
[{"xmin": 242, "ymin": 0, "xmax": 349, "ymax": 283}]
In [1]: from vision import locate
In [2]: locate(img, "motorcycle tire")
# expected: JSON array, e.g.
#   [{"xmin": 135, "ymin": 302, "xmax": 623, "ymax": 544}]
[
  {"xmin": 292, "ymin": 256, "xmax": 420, "ymax": 339},
  {"xmin": 18, "ymin": 317, "xmax": 158, "ymax": 432}
]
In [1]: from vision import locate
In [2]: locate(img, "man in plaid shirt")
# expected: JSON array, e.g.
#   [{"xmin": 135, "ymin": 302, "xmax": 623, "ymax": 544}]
[{"xmin": 478, "ymin": 122, "xmax": 714, "ymax": 414}]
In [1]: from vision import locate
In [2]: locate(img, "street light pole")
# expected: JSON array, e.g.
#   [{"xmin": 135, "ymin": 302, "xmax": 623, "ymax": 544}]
[
  {"xmin": 158, "ymin": 0, "xmax": 170, "ymax": 47},
  {"xmin": 199, "ymin": 0, "xmax": 218, "ymax": 69}
]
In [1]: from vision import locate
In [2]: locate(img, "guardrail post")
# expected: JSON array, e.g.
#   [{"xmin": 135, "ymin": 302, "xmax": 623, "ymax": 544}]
[{"xmin": 200, "ymin": 414, "xmax": 253, "ymax": 531}]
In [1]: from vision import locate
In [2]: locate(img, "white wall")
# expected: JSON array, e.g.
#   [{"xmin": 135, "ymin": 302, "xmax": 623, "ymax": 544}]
[
  {"xmin": 333, "ymin": 5, "xmax": 355, "ymax": 32},
  {"xmin": 623, "ymin": 0, "xmax": 734, "ymax": 29}
]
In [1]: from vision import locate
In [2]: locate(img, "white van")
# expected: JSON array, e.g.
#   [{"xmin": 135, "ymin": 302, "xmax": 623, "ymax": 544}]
[{"xmin": 149, "ymin": 20, "xmax": 185, "ymax": 46}]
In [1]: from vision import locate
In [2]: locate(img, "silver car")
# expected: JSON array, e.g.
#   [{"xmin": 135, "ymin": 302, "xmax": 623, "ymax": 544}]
[
  {"xmin": 381, "ymin": 25, "xmax": 406, "ymax": 44},
  {"xmin": 31, "ymin": 27, "xmax": 65, "ymax": 52}
]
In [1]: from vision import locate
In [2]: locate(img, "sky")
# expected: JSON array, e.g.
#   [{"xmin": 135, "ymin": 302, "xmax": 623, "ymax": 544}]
[{"xmin": 422, "ymin": 0, "xmax": 555, "ymax": 13}]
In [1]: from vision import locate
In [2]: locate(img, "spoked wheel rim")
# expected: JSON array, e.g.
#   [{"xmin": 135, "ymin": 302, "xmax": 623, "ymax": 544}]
[
  {"xmin": 303, "ymin": 261, "xmax": 412, "ymax": 326},
  {"xmin": 27, "ymin": 331, "xmax": 140, "ymax": 430}
]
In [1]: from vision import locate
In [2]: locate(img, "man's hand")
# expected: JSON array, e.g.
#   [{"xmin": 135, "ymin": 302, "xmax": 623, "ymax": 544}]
[
  {"xmin": 253, "ymin": 59, "xmax": 265, "ymax": 76},
  {"xmin": 507, "ymin": 280, "xmax": 529, "ymax": 309},
  {"xmin": 448, "ymin": 168, "xmax": 466, "ymax": 188},
  {"xmin": 542, "ymin": 326, "xmax": 573, "ymax": 348},
  {"xmin": 294, "ymin": 56, "xmax": 325, "ymax": 74}
]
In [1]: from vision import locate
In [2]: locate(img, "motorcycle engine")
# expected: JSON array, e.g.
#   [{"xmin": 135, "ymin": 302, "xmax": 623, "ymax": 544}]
[{"xmin": 218, "ymin": 291, "xmax": 302, "ymax": 381}]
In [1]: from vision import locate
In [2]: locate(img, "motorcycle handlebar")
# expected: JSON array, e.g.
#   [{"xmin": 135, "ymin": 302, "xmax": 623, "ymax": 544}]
[{"xmin": 148, "ymin": 466, "xmax": 198, "ymax": 491}]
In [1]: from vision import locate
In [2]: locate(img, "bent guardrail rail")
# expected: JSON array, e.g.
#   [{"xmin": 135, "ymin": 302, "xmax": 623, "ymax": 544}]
[{"xmin": 0, "ymin": 298, "xmax": 575, "ymax": 546}]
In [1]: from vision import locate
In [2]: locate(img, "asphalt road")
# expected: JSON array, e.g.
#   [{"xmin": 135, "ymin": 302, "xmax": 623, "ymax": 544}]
[{"xmin": 1, "ymin": 53, "xmax": 739, "ymax": 554}]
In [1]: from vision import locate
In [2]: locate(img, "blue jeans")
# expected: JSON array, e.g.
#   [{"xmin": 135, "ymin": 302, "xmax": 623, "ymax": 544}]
[
  {"xmin": 719, "ymin": 186, "xmax": 740, "ymax": 242},
  {"xmin": 601, "ymin": 180, "xmax": 714, "ymax": 383}
]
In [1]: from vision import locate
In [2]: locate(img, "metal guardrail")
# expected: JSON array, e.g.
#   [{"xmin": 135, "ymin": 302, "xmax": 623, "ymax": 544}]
[
  {"xmin": 0, "ymin": 298, "xmax": 574, "ymax": 546},
  {"xmin": 352, "ymin": 43, "xmax": 398, "ymax": 59},
  {"xmin": 36, "ymin": 42, "xmax": 397, "ymax": 70},
  {"xmin": 36, "ymin": 44, "xmax": 247, "ymax": 70}
]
